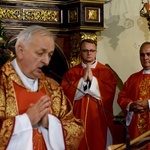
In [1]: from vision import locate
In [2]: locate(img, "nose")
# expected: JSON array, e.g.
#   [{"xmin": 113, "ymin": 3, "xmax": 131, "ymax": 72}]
[
  {"xmin": 143, "ymin": 54, "xmax": 149, "ymax": 59},
  {"xmin": 42, "ymin": 55, "xmax": 50, "ymax": 66},
  {"xmin": 87, "ymin": 51, "xmax": 92, "ymax": 55}
]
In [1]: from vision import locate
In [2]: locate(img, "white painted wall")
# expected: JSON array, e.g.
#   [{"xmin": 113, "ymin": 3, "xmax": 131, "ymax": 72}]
[{"xmin": 97, "ymin": 0, "xmax": 150, "ymax": 115}]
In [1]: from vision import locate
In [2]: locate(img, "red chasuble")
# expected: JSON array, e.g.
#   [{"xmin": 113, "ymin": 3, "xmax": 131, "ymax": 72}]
[
  {"xmin": 62, "ymin": 62, "xmax": 117, "ymax": 150},
  {"xmin": 118, "ymin": 70, "xmax": 150, "ymax": 150},
  {"xmin": 14, "ymin": 82, "xmax": 47, "ymax": 150},
  {"xmin": 0, "ymin": 60, "xmax": 84, "ymax": 150}
]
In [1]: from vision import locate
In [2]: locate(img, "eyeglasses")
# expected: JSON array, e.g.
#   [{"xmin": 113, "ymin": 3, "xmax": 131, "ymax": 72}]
[
  {"xmin": 140, "ymin": 52, "xmax": 150, "ymax": 57},
  {"xmin": 81, "ymin": 49, "xmax": 96, "ymax": 53}
]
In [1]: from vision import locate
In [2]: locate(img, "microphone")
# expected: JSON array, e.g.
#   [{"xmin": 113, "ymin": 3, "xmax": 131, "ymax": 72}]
[
  {"xmin": 42, "ymin": 66, "xmax": 130, "ymax": 150},
  {"xmin": 42, "ymin": 66, "xmax": 85, "ymax": 94}
]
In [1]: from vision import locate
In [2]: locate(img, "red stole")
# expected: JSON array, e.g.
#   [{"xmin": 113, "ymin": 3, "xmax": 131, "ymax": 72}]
[{"xmin": 13, "ymin": 82, "xmax": 47, "ymax": 150}]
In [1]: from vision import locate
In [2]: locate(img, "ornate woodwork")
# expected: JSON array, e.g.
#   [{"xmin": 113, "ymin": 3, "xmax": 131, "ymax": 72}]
[{"xmin": 0, "ymin": 0, "xmax": 105, "ymax": 68}]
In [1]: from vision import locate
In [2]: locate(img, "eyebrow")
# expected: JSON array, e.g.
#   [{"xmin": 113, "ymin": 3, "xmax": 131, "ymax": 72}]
[
  {"xmin": 140, "ymin": 52, "xmax": 150, "ymax": 56},
  {"xmin": 81, "ymin": 49, "xmax": 96, "ymax": 52}
]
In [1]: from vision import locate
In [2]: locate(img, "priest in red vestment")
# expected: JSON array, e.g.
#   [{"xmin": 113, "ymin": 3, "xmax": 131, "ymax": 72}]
[
  {"xmin": 0, "ymin": 25, "xmax": 84, "ymax": 150},
  {"xmin": 61, "ymin": 39, "xmax": 117, "ymax": 150},
  {"xmin": 117, "ymin": 42, "xmax": 150, "ymax": 150}
]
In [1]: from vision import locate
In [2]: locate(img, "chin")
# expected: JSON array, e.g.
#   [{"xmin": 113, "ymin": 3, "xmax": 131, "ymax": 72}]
[
  {"xmin": 144, "ymin": 67, "xmax": 150, "ymax": 70},
  {"xmin": 36, "ymin": 75, "xmax": 42, "ymax": 79},
  {"xmin": 146, "ymin": 68, "xmax": 150, "ymax": 70},
  {"xmin": 32, "ymin": 74, "xmax": 41, "ymax": 79}
]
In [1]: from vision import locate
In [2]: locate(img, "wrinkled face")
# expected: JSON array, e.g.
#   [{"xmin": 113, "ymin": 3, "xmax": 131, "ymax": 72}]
[
  {"xmin": 140, "ymin": 44, "xmax": 150, "ymax": 70},
  {"xmin": 16, "ymin": 33, "xmax": 55, "ymax": 79},
  {"xmin": 80, "ymin": 41, "xmax": 97, "ymax": 64}
]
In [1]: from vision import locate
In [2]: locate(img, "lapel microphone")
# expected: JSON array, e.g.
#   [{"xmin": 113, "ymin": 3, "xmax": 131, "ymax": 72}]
[{"xmin": 42, "ymin": 65, "xmax": 130, "ymax": 150}]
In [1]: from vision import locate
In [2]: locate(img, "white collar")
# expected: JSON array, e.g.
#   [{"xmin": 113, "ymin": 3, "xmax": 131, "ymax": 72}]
[
  {"xmin": 11, "ymin": 59, "xmax": 38, "ymax": 92},
  {"xmin": 82, "ymin": 60, "xmax": 97, "ymax": 68},
  {"xmin": 143, "ymin": 69, "xmax": 150, "ymax": 74}
]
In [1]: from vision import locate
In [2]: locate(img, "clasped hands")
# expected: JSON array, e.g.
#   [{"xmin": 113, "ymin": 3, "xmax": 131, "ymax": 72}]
[
  {"xmin": 26, "ymin": 95, "xmax": 52, "ymax": 129},
  {"xmin": 129, "ymin": 100, "xmax": 149, "ymax": 113},
  {"xmin": 83, "ymin": 64, "xmax": 93, "ymax": 82}
]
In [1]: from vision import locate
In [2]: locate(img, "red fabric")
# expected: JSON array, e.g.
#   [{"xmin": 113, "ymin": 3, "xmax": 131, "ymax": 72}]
[
  {"xmin": 117, "ymin": 70, "xmax": 150, "ymax": 142},
  {"xmin": 62, "ymin": 62, "xmax": 117, "ymax": 150},
  {"xmin": 13, "ymin": 83, "xmax": 47, "ymax": 150}
]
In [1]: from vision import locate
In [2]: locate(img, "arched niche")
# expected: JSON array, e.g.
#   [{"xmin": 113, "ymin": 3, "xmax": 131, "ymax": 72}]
[{"xmin": 42, "ymin": 44, "xmax": 69, "ymax": 84}]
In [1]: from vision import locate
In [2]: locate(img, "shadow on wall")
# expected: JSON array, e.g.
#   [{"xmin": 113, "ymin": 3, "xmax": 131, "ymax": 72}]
[
  {"xmin": 106, "ymin": 64, "xmax": 126, "ymax": 144},
  {"xmin": 106, "ymin": 64, "xmax": 123, "ymax": 91}
]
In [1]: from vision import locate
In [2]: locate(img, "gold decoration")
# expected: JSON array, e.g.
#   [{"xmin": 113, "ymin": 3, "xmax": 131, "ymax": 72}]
[
  {"xmin": 0, "ymin": 7, "xmax": 22, "ymax": 20},
  {"xmin": 68, "ymin": 8, "xmax": 78, "ymax": 23},
  {"xmin": 137, "ymin": 77, "xmax": 150, "ymax": 133},
  {"xmin": 70, "ymin": 32, "xmax": 81, "ymax": 68},
  {"xmin": 85, "ymin": 7, "xmax": 100, "ymax": 22},
  {"xmin": 88, "ymin": 9, "xmax": 97, "ymax": 20},
  {"xmin": 80, "ymin": 32, "xmax": 97, "ymax": 43},
  {"xmin": 140, "ymin": 0, "xmax": 150, "ymax": 30},
  {"xmin": 0, "ymin": 7, "xmax": 59, "ymax": 22},
  {"xmin": 24, "ymin": 9, "xmax": 59, "ymax": 22}
]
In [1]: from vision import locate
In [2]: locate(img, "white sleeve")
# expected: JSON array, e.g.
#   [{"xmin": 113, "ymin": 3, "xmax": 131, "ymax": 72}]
[
  {"xmin": 88, "ymin": 76, "xmax": 101, "ymax": 100},
  {"xmin": 148, "ymin": 99, "xmax": 150, "ymax": 109},
  {"xmin": 126, "ymin": 103, "xmax": 134, "ymax": 126},
  {"xmin": 41, "ymin": 114, "xmax": 65, "ymax": 150},
  {"xmin": 74, "ymin": 77, "xmax": 101, "ymax": 100},
  {"xmin": 7, "ymin": 113, "xmax": 33, "ymax": 150},
  {"xmin": 74, "ymin": 78, "xmax": 86, "ymax": 100}
]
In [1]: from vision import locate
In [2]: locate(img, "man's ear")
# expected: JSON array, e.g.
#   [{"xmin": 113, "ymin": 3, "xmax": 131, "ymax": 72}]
[{"xmin": 17, "ymin": 45, "xmax": 24, "ymax": 59}]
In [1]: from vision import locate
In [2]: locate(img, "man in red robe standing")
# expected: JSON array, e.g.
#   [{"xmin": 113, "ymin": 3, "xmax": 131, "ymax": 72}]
[
  {"xmin": 61, "ymin": 39, "xmax": 117, "ymax": 150},
  {"xmin": 0, "ymin": 25, "xmax": 84, "ymax": 150},
  {"xmin": 117, "ymin": 42, "xmax": 150, "ymax": 150}
]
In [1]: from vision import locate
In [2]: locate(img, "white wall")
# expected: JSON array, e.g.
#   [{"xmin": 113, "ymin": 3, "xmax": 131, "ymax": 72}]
[{"xmin": 97, "ymin": 0, "xmax": 150, "ymax": 115}]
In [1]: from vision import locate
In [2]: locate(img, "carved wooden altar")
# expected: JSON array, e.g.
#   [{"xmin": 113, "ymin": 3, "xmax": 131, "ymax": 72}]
[{"xmin": 0, "ymin": 0, "xmax": 105, "ymax": 79}]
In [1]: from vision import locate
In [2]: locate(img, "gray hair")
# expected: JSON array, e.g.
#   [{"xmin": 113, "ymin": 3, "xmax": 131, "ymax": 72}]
[{"xmin": 15, "ymin": 25, "xmax": 55, "ymax": 49}]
